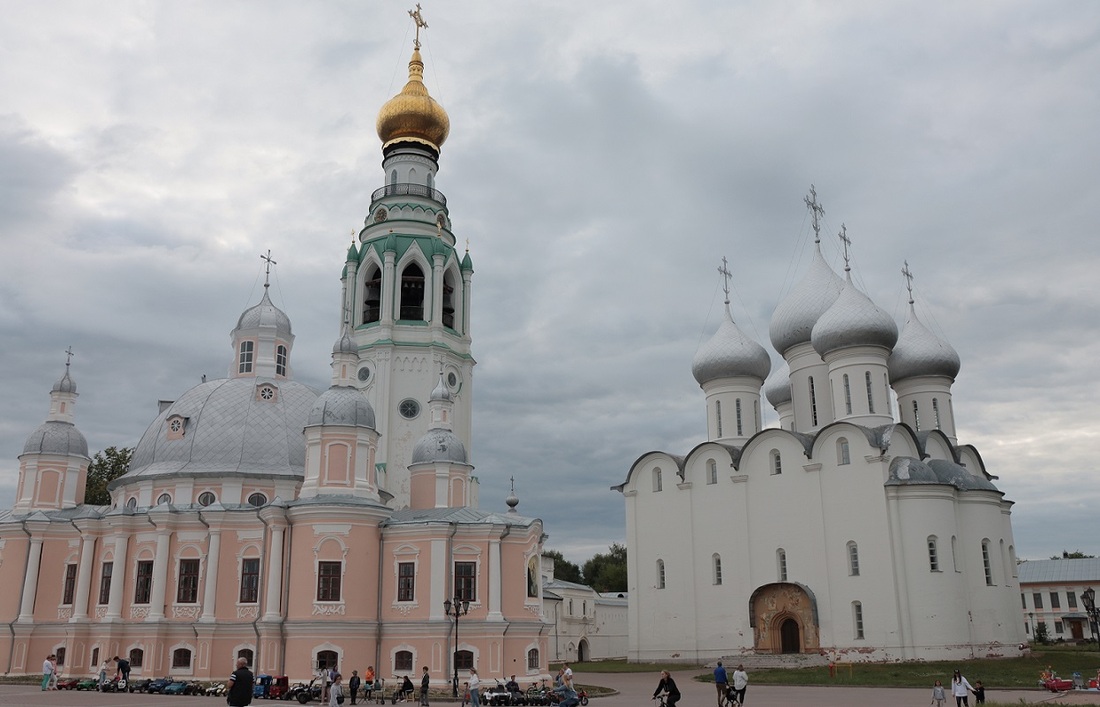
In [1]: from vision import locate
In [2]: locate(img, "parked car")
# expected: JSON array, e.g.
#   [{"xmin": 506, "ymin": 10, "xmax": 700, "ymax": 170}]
[
  {"xmin": 269, "ymin": 676, "xmax": 291, "ymax": 700},
  {"xmin": 130, "ymin": 679, "xmax": 152, "ymax": 693},
  {"xmin": 146, "ymin": 677, "xmax": 173, "ymax": 694},
  {"xmin": 163, "ymin": 680, "xmax": 189, "ymax": 695},
  {"xmin": 56, "ymin": 677, "xmax": 79, "ymax": 690},
  {"xmin": 76, "ymin": 678, "xmax": 99, "ymax": 691}
]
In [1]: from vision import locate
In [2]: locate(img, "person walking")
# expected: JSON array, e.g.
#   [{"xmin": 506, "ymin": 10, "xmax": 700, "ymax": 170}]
[
  {"xmin": 226, "ymin": 656, "xmax": 255, "ymax": 707},
  {"xmin": 349, "ymin": 670, "xmax": 362, "ymax": 706},
  {"xmin": 48, "ymin": 655, "xmax": 59, "ymax": 690},
  {"xmin": 365, "ymin": 666, "xmax": 376, "ymax": 702},
  {"xmin": 951, "ymin": 670, "xmax": 974, "ymax": 707},
  {"xmin": 420, "ymin": 666, "xmax": 430, "ymax": 706},
  {"xmin": 652, "ymin": 670, "xmax": 681, "ymax": 707},
  {"xmin": 98, "ymin": 660, "xmax": 109, "ymax": 690},
  {"xmin": 931, "ymin": 680, "xmax": 947, "ymax": 707},
  {"xmin": 713, "ymin": 661, "xmax": 728, "ymax": 707},
  {"xmin": 468, "ymin": 668, "xmax": 481, "ymax": 707},
  {"xmin": 731, "ymin": 664, "xmax": 748, "ymax": 706},
  {"xmin": 329, "ymin": 674, "xmax": 345, "ymax": 707},
  {"xmin": 41, "ymin": 654, "xmax": 55, "ymax": 691},
  {"xmin": 971, "ymin": 680, "xmax": 985, "ymax": 705}
]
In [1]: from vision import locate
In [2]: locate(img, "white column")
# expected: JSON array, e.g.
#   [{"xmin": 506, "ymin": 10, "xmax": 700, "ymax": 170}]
[
  {"xmin": 106, "ymin": 533, "xmax": 129, "ymax": 620},
  {"xmin": 263, "ymin": 525, "xmax": 285, "ymax": 620},
  {"xmin": 18, "ymin": 536, "xmax": 44, "ymax": 622},
  {"xmin": 148, "ymin": 529, "xmax": 171, "ymax": 621},
  {"xmin": 200, "ymin": 529, "xmax": 222, "ymax": 621},
  {"xmin": 487, "ymin": 538, "xmax": 503, "ymax": 621},
  {"xmin": 431, "ymin": 254, "xmax": 444, "ymax": 331},
  {"xmin": 71, "ymin": 534, "xmax": 96, "ymax": 621}
]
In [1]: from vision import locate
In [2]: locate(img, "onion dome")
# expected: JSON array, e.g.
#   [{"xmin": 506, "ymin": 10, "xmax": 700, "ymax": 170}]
[
  {"xmin": 22, "ymin": 421, "xmax": 88, "ymax": 457},
  {"xmin": 332, "ymin": 324, "xmax": 357, "ymax": 355},
  {"xmin": 460, "ymin": 249, "xmax": 473, "ymax": 272},
  {"xmin": 769, "ymin": 245, "xmax": 844, "ymax": 355},
  {"xmin": 506, "ymin": 490, "xmax": 519, "ymax": 513},
  {"xmin": 889, "ymin": 303, "xmax": 961, "ymax": 383},
  {"xmin": 376, "ymin": 48, "xmax": 450, "ymax": 154},
  {"xmin": 411, "ymin": 428, "xmax": 467, "ymax": 464},
  {"xmin": 429, "ymin": 373, "xmax": 452, "ymax": 402},
  {"xmin": 235, "ymin": 289, "xmax": 292, "ymax": 341},
  {"xmin": 692, "ymin": 306, "xmax": 772, "ymax": 385},
  {"xmin": 811, "ymin": 275, "xmax": 898, "ymax": 357},
  {"xmin": 52, "ymin": 367, "xmax": 76, "ymax": 393},
  {"xmin": 307, "ymin": 386, "xmax": 376, "ymax": 428},
  {"xmin": 764, "ymin": 363, "xmax": 793, "ymax": 406}
]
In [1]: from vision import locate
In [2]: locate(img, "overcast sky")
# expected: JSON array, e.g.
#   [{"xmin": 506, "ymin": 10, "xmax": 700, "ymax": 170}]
[{"xmin": 1, "ymin": 1, "xmax": 1098, "ymax": 564}]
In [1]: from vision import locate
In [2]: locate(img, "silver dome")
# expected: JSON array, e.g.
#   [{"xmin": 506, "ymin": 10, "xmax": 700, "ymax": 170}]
[
  {"xmin": 235, "ymin": 289, "xmax": 292, "ymax": 339},
  {"xmin": 764, "ymin": 363, "xmax": 793, "ymax": 406},
  {"xmin": 429, "ymin": 374, "xmax": 452, "ymax": 402},
  {"xmin": 769, "ymin": 245, "xmax": 844, "ymax": 355},
  {"xmin": 125, "ymin": 377, "xmax": 317, "ymax": 483},
  {"xmin": 811, "ymin": 276, "xmax": 898, "ymax": 357},
  {"xmin": 411, "ymin": 428, "xmax": 468, "ymax": 464},
  {"xmin": 52, "ymin": 368, "xmax": 77, "ymax": 394},
  {"xmin": 691, "ymin": 307, "xmax": 772, "ymax": 385},
  {"xmin": 22, "ymin": 421, "xmax": 89, "ymax": 457},
  {"xmin": 307, "ymin": 386, "xmax": 376, "ymax": 428},
  {"xmin": 888, "ymin": 304, "xmax": 961, "ymax": 383}
]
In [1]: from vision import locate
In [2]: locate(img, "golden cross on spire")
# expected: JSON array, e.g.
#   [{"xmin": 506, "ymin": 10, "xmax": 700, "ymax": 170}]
[
  {"xmin": 901, "ymin": 260, "xmax": 915, "ymax": 304},
  {"xmin": 409, "ymin": 4, "xmax": 428, "ymax": 49}
]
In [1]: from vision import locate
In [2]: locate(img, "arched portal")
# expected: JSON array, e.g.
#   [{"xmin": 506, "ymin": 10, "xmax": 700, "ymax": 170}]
[
  {"xmin": 780, "ymin": 618, "xmax": 800, "ymax": 653},
  {"xmin": 577, "ymin": 639, "xmax": 589, "ymax": 663},
  {"xmin": 748, "ymin": 582, "xmax": 820, "ymax": 654}
]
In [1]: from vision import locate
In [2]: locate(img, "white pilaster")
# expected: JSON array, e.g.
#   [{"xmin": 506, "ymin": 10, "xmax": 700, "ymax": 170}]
[
  {"xmin": 18, "ymin": 536, "xmax": 44, "ymax": 621},
  {"xmin": 71, "ymin": 533, "xmax": 96, "ymax": 621},
  {"xmin": 263, "ymin": 525, "xmax": 285, "ymax": 620},
  {"xmin": 200, "ymin": 529, "xmax": 221, "ymax": 621},
  {"xmin": 488, "ymin": 538, "xmax": 503, "ymax": 621},
  {"xmin": 148, "ymin": 529, "xmax": 171, "ymax": 621},
  {"xmin": 106, "ymin": 533, "xmax": 129, "ymax": 620}
]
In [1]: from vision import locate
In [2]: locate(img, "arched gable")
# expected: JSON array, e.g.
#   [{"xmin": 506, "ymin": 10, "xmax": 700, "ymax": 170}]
[
  {"xmin": 955, "ymin": 444, "xmax": 990, "ymax": 479},
  {"xmin": 612, "ymin": 451, "xmax": 685, "ymax": 493},
  {"xmin": 738, "ymin": 428, "xmax": 811, "ymax": 473},
  {"xmin": 681, "ymin": 441, "xmax": 740, "ymax": 484},
  {"xmin": 919, "ymin": 429, "xmax": 955, "ymax": 462}
]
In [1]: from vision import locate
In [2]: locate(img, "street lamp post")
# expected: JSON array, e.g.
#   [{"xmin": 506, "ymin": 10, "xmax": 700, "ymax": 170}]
[
  {"xmin": 444, "ymin": 596, "xmax": 470, "ymax": 697},
  {"xmin": 1082, "ymin": 587, "xmax": 1099, "ymax": 652}
]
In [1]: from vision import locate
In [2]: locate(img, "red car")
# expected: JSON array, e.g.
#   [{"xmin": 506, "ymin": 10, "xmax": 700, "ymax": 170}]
[
  {"xmin": 56, "ymin": 678, "xmax": 80, "ymax": 690},
  {"xmin": 1042, "ymin": 677, "xmax": 1074, "ymax": 692}
]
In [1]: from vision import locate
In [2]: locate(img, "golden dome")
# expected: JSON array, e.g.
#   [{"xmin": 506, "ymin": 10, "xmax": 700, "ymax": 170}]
[{"xmin": 376, "ymin": 48, "xmax": 450, "ymax": 153}]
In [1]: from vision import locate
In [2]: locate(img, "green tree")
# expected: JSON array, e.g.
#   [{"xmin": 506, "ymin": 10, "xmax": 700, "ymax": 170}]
[
  {"xmin": 1033, "ymin": 621, "xmax": 1050, "ymax": 644},
  {"xmin": 543, "ymin": 550, "xmax": 583, "ymax": 584},
  {"xmin": 582, "ymin": 543, "xmax": 627, "ymax": 593},
  {"xmin": 85, "ymin": 446, "xmax": 133, "ymax": 505},
  {"xmin": 1052, "ymin": 550, "xmax": 1095, "ymax": 559}
]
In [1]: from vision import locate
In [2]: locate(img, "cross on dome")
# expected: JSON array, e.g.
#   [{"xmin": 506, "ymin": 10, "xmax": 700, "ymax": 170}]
[
  {"xmin": 64, "ymin": 345, "xmax": 74, "ymax": 368},
  {"xmin": 804, "ymin": 184, "xmax": 825, "ymax": 244},
  {"xmin": 260, "ymin": 249, "xmax": 277, "ymax": 289},
  {"xmin": 717, "ymin": 256, "xmax": 732, "ymax": 306},
  {"xmin": 409, "ymin": 3, "xmax": 428, "ymax": 49},
  {"xmin": 838, "ymin": 224, "xmax": 851, "ymax": 272},
  {"xmin": 901, "ymin": 260, "xmax": 915, "ymax": 304}
]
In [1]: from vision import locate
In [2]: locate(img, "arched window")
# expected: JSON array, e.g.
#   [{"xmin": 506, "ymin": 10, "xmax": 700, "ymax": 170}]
[
  {"xmin": 395, "ymin": 650, "xmax": 413, "ymax": 672},
  {"xmin": 847, "ymin": 541, "xmax": 860, "ymax": 576},
  {"xmin": 865, "ymin": 372, "xmax": 875, "ymax": 414},
  {"xmin": 582, "ymin": 600, "xmax": 586, "ymax": 616},
  {"xmin": 317, "ymin": 650, "xmax": 338, "ymax": 672},
  {"xmin": 771, "ymin": 450, "xmax": 782, "ymax": 475},
  {"xmin": 656, "ymin": 559, "xmax": 666, "ymax": 589},
  {"xmin": 363, "ymin": 264, "xmax": 382, "ymax": 324},
  {"xmin": 129, "ymin": 648, "xmax": 143, "ymax": 667},
  {"xmin": 951, "ymin": 535, "xmax": 959, "ymax": 572},
  {"xmin": 653, "ymin": 468, "xmax": 662, "ymax": 492},
  {"xmin": 707, "ymin": 459, "xmax": 717, "ymax": 485},
  {"xmin": 442, "ymin": 270, "xmax": 458, "ymax": 329},
  {"xmin": 932, "ymin": 398, "xmax": 941, "ymax": 429},
  {"xmin": 776, "ymin": 549, "xmax": 787, "ymax": 582},
  {"xmin": 56, "ymin": 647, "xmax": 66, "ymax": 666},
  {"xmin": 809, "ymin": 376, "xmax": 819, "ymax": 426},
  {"xmin": 172, "ymin": 648, "xmax": 192, "ymax": 669},
  {"xmin": 91, "ymin": 647, "xmax": 100, "ymax": 669},
  {"xmin": 248, "ymin": 492, "xmax": 268, "ymax": 507},
  {"xmin": 927, "ymin": 536, "xmax": 939, "ymax": 571},
  {"xmin": 981, "ymin": 540, "xmax": 993, "ymax": 585},
  {"xmin": 198, "ymin": 491, "xmax": 216, "ymax": 507},
  {"xmin": 852, "ymin": 601, "xmax": 864, "ymax": 639},
  {"xmin": 843, "ymin": 374, "xmax": 852, "ymax": 415},
  {"xmin": 713, "ymin": 554, "xmax": 723, "ymax": 586},
  {"xmin": 455, "ymin": 650, "xmax": 473, "ymax": 670},
  {"xmin": 276, "ymin": 345, "xmax": 288, "ymax": 377},
  {"xmin": 426, "ymin": 171, "xmax": 434, "ymax": 192},
  {"xmin": 912, "ymin": 400, "xmax": 920, "ymax": 430},
  {"xmin": 238, "ymin": 341, "xmax": 254, "ymax": 374},
  {"xmin": 388, "ymin": 170, "xmax": 398, "ymax": 193},
  {"xmin": 527, "ymin": 648, "xmax": 539, "ymax": 670},
  {"xmin": 399, "ymin": 263, "xmax": 426, "ymax": 321},
  {"xmin": 568, "ymin": 598, "xmax": 573, "ymax": 615},
  {"xmin": 157, "ymin": 493, "xmax": 171, "ymax": 505},
  {"xmin": 715, "ymin": 400, "xmax": 723, "ymax": 437},
  {"xmin": 237, "ymin": 649, "xmax": 253, "ymax": 667},
  {"xmin": 837, "ymin": 438, "xmax": 850, "ymax": 465},
  {"xmin": 735, "ymin": 398, "xmax": 743, "ymax": 436}
]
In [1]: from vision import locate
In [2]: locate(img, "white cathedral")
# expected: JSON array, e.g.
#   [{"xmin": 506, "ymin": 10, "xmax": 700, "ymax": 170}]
[{"xmin": 615, "ymin": 190, "xmax": 1025, "ymax": 663}]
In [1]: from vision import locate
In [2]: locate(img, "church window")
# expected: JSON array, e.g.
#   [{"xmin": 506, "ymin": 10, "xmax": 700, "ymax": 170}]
[
  {"xmin": 238, "ymin": 340, "xmax": 255, "ymax": 374},
  {"xmin": 715, "ymin": 400, "xmax": 723, "ymax": 437},
  {"xmin": 395, "ymin": 650, "xmax": 413, "ymax": 672},
  {"xmin": 932, "ymin": 398, "xmax": 941, "ymax": 429},
  {"xmin": 951, "ymin": 536, "xmax": 959, "ymax": 571},
  {"xmin": 713, "ymin": 554, "xmax": 723, "ymax": 586},
  {"xmin": 399, "ymin": 262, "xmax": 426, "ymax": 320},
  {"xmin": 98, "ymin": 562, "xmax": 113, "ymax": 605},
  {"xmin": 928, "ymin": 536, "xmax": 939, "ymax": 571},
  {"xmin": 177, "ymin": 559, "xmax": 200, "ymax": 603},
  {"xmin": 808, "ymin": 377, "xmax": 818, "ymax": 426},
  {"xmin": 442, "ymin": 270, "xmax": 458, "ymax": 329},
  {"xmin": 198, "ymin": 491, "xmax": 215, "ymax": 506},
  {"xmin": 56, "ymin": 647, "xmax": 66, "ymax": 666},
  {"xmin": 62, "ymin": 564, "xmax": 77, "ymax": 605},
  {"xmin": 317, "ymin": 650, "xmax": 338, "ymax": 672},
  {"xmin": 128, "ymin": 648, "xmax": 142, "ymax": 667},
  {"xmin": 777, "ymin": 549, "xmax": 787, "ymax": 581},
  {"xmin": 852, "ymin": 601, "xmax": 864, "ymax": 639},
  {"xmin": 1021, "ymin": 593, "xmax": 1027, "ymax": 609},
  {"xmin": 568, "ymin": 598, "xmax": 573, "ymax": 615},
  {"xmin": 398, "ymin": 562, "xmax": 415, "ymax": 602},
  {"xmin": 837, "ymin": 438, "xmax": 850, "ymax": 465},
  {"xmin": 912, "ymin": 400, "xmax": 920, "ymax": 430},
  {"xmin": 865, "ymin": 372, "xmax": 875, "ymax": 414},
  {"xmin": 1068, "ymin": 591, "xmax": 1078, "ymax": 609},
  {"xmin": 134, "ymin": 560, "xmax": 153, "ymax": 604},
  {"xmin": 707, "ymin": 459, "xmax": 717, "ymax": 485},
  {"xmin": 157, "ymin": 493, "xmax": 172, "ymax": 505},
  {"xmin": 399, "ymin": 399, "xmax": 421, "ymax": 420},
  {"xmin": 91, "ymin": 647, "xmax": 99, "ymax": 668},
  {"xmin": 582, "ymin": 600, "xmax": 587, "ymax": 615},
  {"xmin": 527, "ymin": 648, "xmax": 539, "ymax": 670},
  {"xmin": 237, "ymin": 649, "xmax": 253, "ymax": 667},
  {"xmin": 427, "ymin": 171, "xmax": 434, "ymax": 192},
  {"xmin": 126, "ymin": 497, "xmax": 137, "ymax": 511},
  {"xmin": 248, "ymin": 492, "xmax": 268, "ymax": 507},
  {"xmin": 982, "ymin": 541, "xmax": 993, "ymax": 586},
  {"xmin": 735, "ymin": 398, "xmax": 743, "ymax": 436},
  {"xmin": 389, "ymin": 170, "xmax": 398, "ymax": 192},
  {"xmin": 653, "ymin": 468, "xmax": 663, "ymax": 492},
  {"xmin": 276, "ymin": 345, "xmax": 288, "ymax": 377},
  {"xmin": 455, "ymin": 650, "xmax": 473, "ymax": 670},
  {"xmin": 172, "ymin": 648, "xmax": 192, "ymax": 670},
  {"xmin": 1055, "ymin": 620, "xmax": 1064, "ymax": 634},
  {"xmin": 363, "ymin": 264, "xmax": 382, "ymax": 324},
  {"xmin": 1050, "ymin": 591, "xmax": 1061, "ymax": 609},
  {"xmin": 847, "ymin": 542, "xmax": 860, "ymax": 576},
  {"xmin": 318, "ymin": 561, "xmax": 342, "ymax": 602},
  {"xmin": 170, "ymin": 418, "xmax": 182, "ymax": 433},
  {"xmin": 1032, "ymin": 592, "xmax": 1043, "ymax": 609},
  {"xmin": 770, "ymin": 450, "xmax": 782, "ymax": 475},
  {"xmin": 240, "ymin": 558, "xmax": 260, "ymax": 603},
  {"xmin": 656, "ymin": 559, "xmax": 666, "ymax": 589},
  {"xmin": 843, "ymin": 374, "xmax": 852, "ymax": 415},
  {"xmin": 455, "ymin": 561, "xmax": 477, "ymax": 602},
  {"xmin": 259, "ymin": 385, "xmax": 275, "ymax": 401}
]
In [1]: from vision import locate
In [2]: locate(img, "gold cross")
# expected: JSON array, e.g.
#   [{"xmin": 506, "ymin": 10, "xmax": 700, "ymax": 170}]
[{"xmin": 409, "ymin": 4, "xmax": 428, "ymax": 49}]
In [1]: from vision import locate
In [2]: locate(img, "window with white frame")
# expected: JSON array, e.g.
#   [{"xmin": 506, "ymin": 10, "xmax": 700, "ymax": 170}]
[
  {"xmin": 653, "ymin": 467, "xmax": 663, "ymax": 492},
  {"xmin": 809, "ymin": 376, "xmax": 819, "ymax": 426},
  {"xmin": 276, "ymin": 345, "xmax": 288, "ymax": 377},
  {"xmin": 837, "ymin": 438, "xmax": 850, "ymax": 465},
  {"xmin": 716, "ymin": 400, "xmax": 723, "ymax": 437},
  {"xmin": 771, "ymin": 450, "xmax": 782, "ymax": 475},
  {"xmin": 713, "ymin": 554, "xmax": 723, "ymax": 586},
  {"xmin": 735, "ymin": 398, "xmax": 743, "ymax": 436},
  {"xmin": 982, "ymin": 541, "xmax": 993, "ymax": 585},
  {"xmin": 238, "ymin": 341, "xmax": 255, "ymax": 374},
  {"xmin": 927, "ymin": 536, "xmax": 939, "ymax": 572},
  {"xmin": 847, "ymin": 541, "xmax": 860, "ymax": 576},
  {"xmin": 852, "ymin": 601, "xmax": 864, "ymax": 639},
  {"xmin": 656, "ymin": 559, "xmax": 666, "ymax": 589},
  {"xmin": 843, "ymin": 374, "xmax": 852, "ymax": 415},
  {"xmin": 707, "ymin": 459, "xmax": 717, "ymax": 485},
  {"xmin": 865, "ymin": 371, "xmax": 875, "ymax": 413},
  {"xmin": 777, "ymin": 549, "xmax": 787, "ymax": 582}
]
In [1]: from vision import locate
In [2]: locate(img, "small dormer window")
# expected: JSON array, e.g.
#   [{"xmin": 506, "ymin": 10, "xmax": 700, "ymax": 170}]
[
  {"xmin": 238, "ymin": 341, "xmax": 255, "ymax": 374},
  {"xmin": 166, "ymin": 415, "xmax": 187, "ymax": 440},
  {"xmin": 157, "ymin": 493, "xmax": 172, "ymax": 505},
  {"xmin": 248, "ymin": 492, "xmax": 268, "ymax": 507},
  {"xmin": 126, "ymin": 497, "xmax": 137, "ymax": 511},
  {"xmin": 257, "ymin": 385, "xmax": 277, "ymax": 402},
  {"xmin": 276, "ymin": 345, "xmax": 288, "ymax": 377},
  {"xmin": 198, "ymin": 491, "xmax": 216, "ymax": 507}
]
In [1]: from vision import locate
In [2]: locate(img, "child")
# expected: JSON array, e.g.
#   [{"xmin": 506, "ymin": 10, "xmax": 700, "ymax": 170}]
[
  {"xmin": 971, "ymin": 680, "xmax": 985, "ymax": 705},
  {"xmin": 931, "ymin": 680, "xmax": 946, "ymax": 707},
  {"xmin": 462, "ymin": 682, "xmax": 470, "ymax": 707}
]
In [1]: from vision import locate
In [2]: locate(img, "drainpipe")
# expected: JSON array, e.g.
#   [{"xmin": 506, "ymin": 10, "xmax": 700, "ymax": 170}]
[
  {"xmin": 280, "ymin": 513, "xmax": 291, "ymax": 677},
  {"xmin": 375, "ymin": 520, "xmax": 386, "ymax": 679},
  {"xmin": 6, "ymin": 520, "xmax": 32, "ymax": 675},
  {"xmin": 444, "ymin": 522, "xmax": 459, "ymax": 688}
]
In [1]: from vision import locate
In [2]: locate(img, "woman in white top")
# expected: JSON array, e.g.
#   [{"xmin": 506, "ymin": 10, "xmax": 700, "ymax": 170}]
[
  {"xmin": 468, "ymin": 669, "xmax": 480, "ymax": 707},
  {"xmin": 950, "ymin": 670, "xmax": 974, "ymax": 707}
]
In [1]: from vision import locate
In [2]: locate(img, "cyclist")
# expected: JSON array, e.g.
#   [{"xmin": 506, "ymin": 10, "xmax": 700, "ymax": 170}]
[{"xmin": 653, "ymin": 671, "xmax": 681, "ymax": 707}]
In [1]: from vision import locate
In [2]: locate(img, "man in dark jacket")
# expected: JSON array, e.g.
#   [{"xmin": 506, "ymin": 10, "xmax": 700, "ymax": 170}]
[
  {"xmin": 349, "ymin": 671, "xmax": 362, "ymax": 706},
  {"xmin": 226, "ymin": 657, "xmax": 254, "ymax": 707},
  {"xmin": 420, "ymin": 667, "xmax": 431, "ymax": 706}
]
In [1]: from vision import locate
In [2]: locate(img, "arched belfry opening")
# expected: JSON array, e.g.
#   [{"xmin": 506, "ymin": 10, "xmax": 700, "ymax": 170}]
[
  {"xmin": 363, "ymin": 264, "xmax": 382, "ymax": 324},
  {"xmin": 748, "ymin": 582, "xmax": 819, "ymax": 654},
  {"xmin": 442, "ymin": 269, "xmax": 458, "ymax": 329},
  {"xmin": 399, "ymin": 262, "xmax": 426, "ymax": 321}
]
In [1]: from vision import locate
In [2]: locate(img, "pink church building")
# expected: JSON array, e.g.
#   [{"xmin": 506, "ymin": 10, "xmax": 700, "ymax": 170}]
[{"xmin": 0, "ymin": 28, "xmax": 550, "ymax": 686}]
